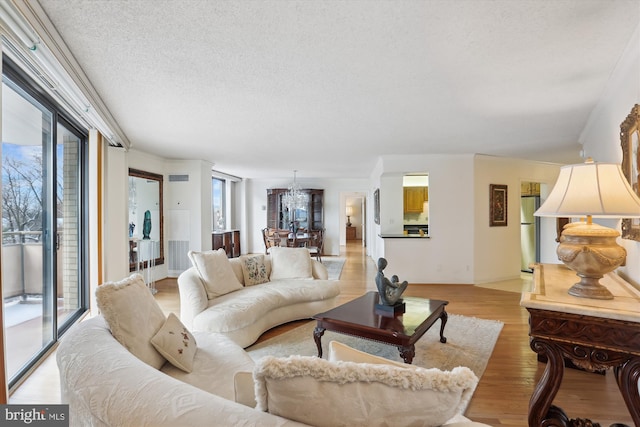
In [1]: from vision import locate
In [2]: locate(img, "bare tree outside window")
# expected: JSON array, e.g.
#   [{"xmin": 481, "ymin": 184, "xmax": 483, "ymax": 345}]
[{"xmin": 2, "ymin": 149, "xmax": 43, "ymax": 244}]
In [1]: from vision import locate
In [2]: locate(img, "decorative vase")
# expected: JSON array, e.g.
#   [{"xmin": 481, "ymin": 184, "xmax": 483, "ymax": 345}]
[
  {"xmin": 557, "ymin": 223, "xmax": 625, "ymax": 300},
  {"xmin": 143, "ymin": 210, "xmax": 152, "ymax": 240}
]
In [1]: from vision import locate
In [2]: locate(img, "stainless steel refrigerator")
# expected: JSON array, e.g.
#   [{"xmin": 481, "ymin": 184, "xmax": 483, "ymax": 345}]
[{"xmin": 520, "ymin": 196, "xmax": 540, "ymax": 272}]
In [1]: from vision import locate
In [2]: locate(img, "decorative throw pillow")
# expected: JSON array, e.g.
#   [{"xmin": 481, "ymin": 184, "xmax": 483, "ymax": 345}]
[
  {"xmin": 96, "ymin": 273, "xmax": 167, "ymax": 369},
  {"xmin": 240, "ymin": 254, "xmax": 269, "ymax": 286},
  {"xmin": 151, "ymin": 313, "xmax": 197, "ymax": 373},
  {"xmin": 253, "ymin": 354, "xmax": 478, "ymax": 427},
  {"xmin": 188, "ymin": 248, "xmax": 244, "ymax": 299},
  {"xmin": 269, "ymin": 247, "xmax": 312, "ymax": 280}
]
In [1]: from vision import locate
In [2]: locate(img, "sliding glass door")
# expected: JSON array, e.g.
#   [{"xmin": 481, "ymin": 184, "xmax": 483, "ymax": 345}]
[
  {"xmin": 2, "ymin": 58, "xmax": 88, "ymax": 388},
  {"xmin": 55, "ymin": 122, "xmax": 83, "ymax": 328}
]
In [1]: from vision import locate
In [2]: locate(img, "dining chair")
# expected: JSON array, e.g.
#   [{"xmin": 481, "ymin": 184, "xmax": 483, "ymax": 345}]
[
  {"xmin": 262, "ymin": 228, "xmax": 282, "ymax": 254},
  {"xmin": 307, "ymin": 228, "xmax": 324, "ymax": 262}
]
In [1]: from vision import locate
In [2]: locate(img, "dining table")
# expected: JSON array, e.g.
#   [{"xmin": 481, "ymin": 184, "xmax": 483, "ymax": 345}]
[{"xmin": 287, "ymin": 233, "xmax": 310, "ymax": 247}]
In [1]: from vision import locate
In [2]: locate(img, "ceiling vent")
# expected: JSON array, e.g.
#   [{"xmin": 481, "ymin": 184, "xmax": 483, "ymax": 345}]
[{"xmin": 169, "ymin": 174, "xmax": 189, "ymax": 182}]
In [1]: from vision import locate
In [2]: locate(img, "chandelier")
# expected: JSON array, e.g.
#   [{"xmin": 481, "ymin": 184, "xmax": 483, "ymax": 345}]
[{"xmin": 282, "ymin": 170, "xmax": 308, "ymax": 213}]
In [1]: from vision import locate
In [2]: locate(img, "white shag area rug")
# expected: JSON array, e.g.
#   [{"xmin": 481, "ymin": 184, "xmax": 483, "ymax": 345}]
[
  {"xmin": 322, "ymin": 257, "xmax": 345, "ymax": 280},
  {"xmin": 247, "ymin": 314, "xmax": 503, "ymax": 382}
]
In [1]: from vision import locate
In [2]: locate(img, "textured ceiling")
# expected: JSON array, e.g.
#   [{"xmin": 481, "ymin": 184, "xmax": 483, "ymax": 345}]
[{"xmin": 37, "ymin": 0, "xmax": 640, "ymax": 179}]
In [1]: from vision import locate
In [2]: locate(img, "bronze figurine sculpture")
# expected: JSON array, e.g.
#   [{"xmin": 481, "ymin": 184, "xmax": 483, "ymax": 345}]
[{"xmin": 375, "ymin": 257, "xmax": 408, "ymax": 306}]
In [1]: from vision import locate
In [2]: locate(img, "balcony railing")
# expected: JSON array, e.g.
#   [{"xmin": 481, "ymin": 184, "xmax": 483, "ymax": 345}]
[
  {"xmin": 2, "ymin": 231, "xmax": 65, "ymax": 301},
  {"xmin": 2, "ymin": 230, "xmax": 68, "ymax": 382}
]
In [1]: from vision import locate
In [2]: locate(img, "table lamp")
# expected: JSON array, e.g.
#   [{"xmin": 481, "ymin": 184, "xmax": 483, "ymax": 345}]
[
  {"xmin": 535, "ymin": 158, "xmax": 640, "ymax": 300},
  {"xmin": 346, "ymin": 206, "xmax": 353, "ymax": 227}
]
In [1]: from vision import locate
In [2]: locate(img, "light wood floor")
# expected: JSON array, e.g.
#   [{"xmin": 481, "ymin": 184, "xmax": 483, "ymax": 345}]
[{"xmin": 9, "ymin": 242, "xmax": 634, "ymax": 426}]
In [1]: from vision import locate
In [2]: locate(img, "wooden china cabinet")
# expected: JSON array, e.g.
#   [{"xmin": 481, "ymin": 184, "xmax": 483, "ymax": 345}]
[
  {"xmin": 212, "ymin": 229, "xmax": 240, "ymax": 258},
  {"xmin": 267, "ymin": 188, "xmax": 324, "ymax": 232}
]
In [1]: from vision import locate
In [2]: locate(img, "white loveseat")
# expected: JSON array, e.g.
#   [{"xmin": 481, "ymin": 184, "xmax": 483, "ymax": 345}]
[
  {"xmin": 178, "ymin": 247, "xmax": 341, "ymax": 347},
  {"xmin": 57, "ymin": 273, "xmax": 490, "ymax": 427}
]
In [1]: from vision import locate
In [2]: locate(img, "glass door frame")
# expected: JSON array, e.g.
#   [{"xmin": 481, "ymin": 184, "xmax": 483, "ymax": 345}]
[{"xmin": 3, "ymin": 56, "xmax": 89, "ymax": 390}]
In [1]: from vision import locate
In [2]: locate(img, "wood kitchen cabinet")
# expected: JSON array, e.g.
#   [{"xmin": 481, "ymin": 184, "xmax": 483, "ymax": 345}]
[{"xmin": 403, "ymin": 187, "xmax": 428, "ymax": 213}]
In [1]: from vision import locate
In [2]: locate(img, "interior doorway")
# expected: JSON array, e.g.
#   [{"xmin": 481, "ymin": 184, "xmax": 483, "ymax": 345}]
[
  {"xmin": 520, "ymin": 182, "xmax": 541, "ymax": 272},
  {"xmin": 343, "ymin": 193, "xmax": 366, "ymax": 247}
]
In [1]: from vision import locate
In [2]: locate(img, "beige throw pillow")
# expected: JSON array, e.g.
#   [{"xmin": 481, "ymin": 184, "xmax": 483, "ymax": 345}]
[
  {"xmin": 151, "ymin": 313, "xmax": 197, "ymax": 373},
  {"xmin": 96, "ymin": 273, "xmax": 167, "ymax": 369},
  {"xmin": 254, "ymin": 354, "xmax": 478, "ymax": 427},
  {"xmin": 269, "ymin": 247, "xmax": 312, "ymax": 280},
  {"xmin": 240, "ymin": 254, "xmax": 269, "ymax": 286},
  {"xmin": 188, "ymin": 248, "xmax": 244, "ymax": 299}
]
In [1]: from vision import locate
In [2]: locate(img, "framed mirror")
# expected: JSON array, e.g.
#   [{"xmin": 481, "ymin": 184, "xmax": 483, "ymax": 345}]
[
  {"xmin": 620, "ymin": 104, "xmax": 640, "ymax": 241},
  {"xmin": 128, "ymin": 168, "xmax": 164, "ymax": 271}
]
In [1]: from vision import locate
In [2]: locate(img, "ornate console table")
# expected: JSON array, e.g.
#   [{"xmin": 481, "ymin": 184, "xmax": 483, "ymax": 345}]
[{"xmin": 520, "ymin": 263, "xmax": 640, "ymax": 426}]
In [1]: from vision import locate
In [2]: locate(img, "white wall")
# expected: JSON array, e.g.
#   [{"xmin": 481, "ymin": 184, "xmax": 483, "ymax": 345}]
[
  {"xmin": 373, "ymin": 154, "xmax": 476, "ymax": 284},
  {"xmin": 581, "ymin": 23, "xmax": 640, "ymax": 286},
  {"xmin": 102, "ymin": 149, "xmax": 215, "ymax": 282},
  {"xmin": 236, "ymin": 179, "xmax": 249, "ymax": 254},
  {"xmin": 369, "ymin": 154, "xmax": 562, "ymax": 284},
  {"xmin": 103, "ymin": 146, "xmax": 129, "ymax": 283},
  {"xmin": 473, "ymin": 155, "xmax": 562, "ymax": 284},
  {"xmin": 103, "ymin": 148, "xmax": 560, "ymax": 287},
  {"xmin": 165, "ymin": 159, "xmax": 214, "ymax": 253}
]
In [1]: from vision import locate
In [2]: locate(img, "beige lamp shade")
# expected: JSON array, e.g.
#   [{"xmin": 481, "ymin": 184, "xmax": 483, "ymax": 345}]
[
  {"xmin": 534, "ymin": 158, "xmax": 640, "ymax": 300},
  {"xmin": 535, "ymin": 159, "xmax": 640, "ymax": 219}
]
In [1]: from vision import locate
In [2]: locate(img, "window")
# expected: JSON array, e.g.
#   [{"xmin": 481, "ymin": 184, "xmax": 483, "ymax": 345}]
[
  {"xmin": 2, "ymin": 57, "xmax": 88, "ymax": 389},
  {"xmin": 212, "ymin": 177, "xmax": 226, "ymax": 230}
]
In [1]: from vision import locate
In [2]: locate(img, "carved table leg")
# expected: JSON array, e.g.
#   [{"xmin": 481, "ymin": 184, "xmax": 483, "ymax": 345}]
[
  {"xmin": 313, "ymin": 326, "xmax": 325, "ymax": 358},
  {"xmin": 398, "ymin": 345, "xmax": 415, "ymax": 364},
  {"xmin": 529, "ymin": 338, "xmax": 566, "ymax": 427},
  {"xmin": 614, "ymin": 357, "xmax": 640, "ymax": 425},
  {"xmin": 439, "ymin": 310, "xmax": 448, "ymax": 343}
]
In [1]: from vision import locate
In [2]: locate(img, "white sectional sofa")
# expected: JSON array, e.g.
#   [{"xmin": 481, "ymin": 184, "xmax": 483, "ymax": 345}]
[
  {"xmin": 57, "ymin": 314, "xmax": 306, "ymax": 427},
  {"xmin": 178, "ymin": 247, "xmax": 341, "ymax": 347},
  {"xmin": 57, "ymin": 272, "xmax": 489, "ymax": 426}
]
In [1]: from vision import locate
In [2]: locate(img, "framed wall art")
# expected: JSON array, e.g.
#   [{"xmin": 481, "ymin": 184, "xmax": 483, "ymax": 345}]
[
  {"xmin": 373, "ymin": 188, "xmax": 380, "ymax": 225},
  {"xmin": 620, "ymin": 104, "xmax": 640, "ymax": 241},
  {"xmin": 489, "ymin": 184, "xmax": 508, "ymax": 227}
]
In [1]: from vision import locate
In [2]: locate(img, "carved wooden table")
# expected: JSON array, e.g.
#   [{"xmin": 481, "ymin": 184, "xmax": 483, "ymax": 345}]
[
  {"xmin": 312, "ymin": 292, "xmax": 448, "ymax": 364},
  {"xmin": 521, "ymin": 263, "xmax": 640, "ymax": 426}
]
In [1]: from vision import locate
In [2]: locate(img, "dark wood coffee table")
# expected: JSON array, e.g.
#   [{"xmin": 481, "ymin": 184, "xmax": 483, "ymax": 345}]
[{"xmin": 312, "ymin": 291, "xmax": 448, "ymax": 364}]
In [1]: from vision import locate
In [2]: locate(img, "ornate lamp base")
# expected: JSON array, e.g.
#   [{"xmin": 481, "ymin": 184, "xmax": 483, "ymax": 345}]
[
  {"xmin": 567, "ymin": 277, "xmax": 614, "ymax": 300},
  {"xmin": 558, "ymin": 223, "xmax": 625, "ymax": 301}
]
